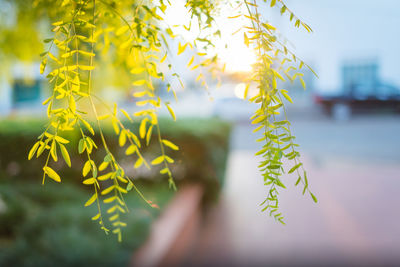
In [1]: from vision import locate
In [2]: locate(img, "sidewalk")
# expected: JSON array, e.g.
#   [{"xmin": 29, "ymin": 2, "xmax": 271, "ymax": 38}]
[{"xmin": 184, "ymin": 119, "xmax": 400, "ymax": 266}]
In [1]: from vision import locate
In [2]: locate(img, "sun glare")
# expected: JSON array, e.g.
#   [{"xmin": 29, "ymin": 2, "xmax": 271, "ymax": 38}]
[
  {"xmin": 234, "ymin": 83, "xmax": 247, "ymax": 99},
  {"xmin": 164, "ymin": 1, "xmax": 257, "ymax": 73}
]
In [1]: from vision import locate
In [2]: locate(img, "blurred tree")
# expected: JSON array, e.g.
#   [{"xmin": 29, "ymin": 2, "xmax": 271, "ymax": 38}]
[{"xmin": 1, "ymin": 0, "xmax": 317, "ymax": 240}]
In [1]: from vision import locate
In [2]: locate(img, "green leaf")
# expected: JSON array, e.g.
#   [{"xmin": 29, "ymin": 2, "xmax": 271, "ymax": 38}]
[
  {"xmin": 304, "ymin": 171, "xmax": 308, "ymax": 187},
  {"xmin": 78, "ymin": 138, "xmax": 85, "ymax": 154},
  {"xmin": 275, "ymin": 179, "xmax": 286, "ymax": 189},
  {"xmin": 288, "ymin": 163, "xmax": 302, "ymax": 174},
  {"xmin": 310, "ymin": 193, "xmax": 318, "ymax": 203},
  {"xmin": 127, "ymin": 181, "xmax": 133, "ymax": 191},
  {"xmin": 104, "ymin": 153, "xmax": 112, "ymax": 162}
]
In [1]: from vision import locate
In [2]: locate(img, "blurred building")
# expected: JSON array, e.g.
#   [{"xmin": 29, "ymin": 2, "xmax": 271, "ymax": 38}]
[{"xmin": 0, "ymin": 63, "xmax": 45, "ymax": 116}]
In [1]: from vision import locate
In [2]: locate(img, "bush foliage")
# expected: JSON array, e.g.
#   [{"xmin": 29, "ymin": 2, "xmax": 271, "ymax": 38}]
[{"xmin": 0, "ymin": 117, "xmax": 231, "ymax": 265}]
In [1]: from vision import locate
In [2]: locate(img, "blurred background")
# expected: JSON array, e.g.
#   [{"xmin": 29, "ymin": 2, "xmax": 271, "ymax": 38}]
[{"xmin": 0, "ymin": 0, "xmax": 400, "ymax": 266}]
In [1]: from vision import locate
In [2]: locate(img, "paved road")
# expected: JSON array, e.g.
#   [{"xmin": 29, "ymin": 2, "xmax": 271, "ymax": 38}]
[{"xmin": 187, "ymin": 113, "xmax": 400, "ymax": 266}]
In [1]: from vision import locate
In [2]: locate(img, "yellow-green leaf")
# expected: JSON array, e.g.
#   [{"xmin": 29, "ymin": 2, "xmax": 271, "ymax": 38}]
[
  {"xmin": 117, "ymin": 186, "xmax": 127, "ymax": 194},
  {"xmin": 78, "ymin": 65, "xmax": 95, "ymax": 71},
  {"xmin": 55, "ymin": 136, "xmax": 69, "ymax": 144},
  {"xmin": 165, "ymin": 103, "xmax": 176, "ymax": 121},
  {"xmin": 139, "ymin": 118, "xmax": 148, "ymax": 139},
  {"xmin": 160, "ymin": 168, "xmax": 170, "ymax": 175},
  {"xmin": 91, "ymin": 213, "xmax": 100, "ymax": 220},
  {"xmin": 134, "ymin": 158, "xmax": 143, "ymax": 169},
  {"xmin": 99, "ymin": 161, "xmax": 109, "ymax": 171},
  {"xmin": 120, "ymin": 109, "xmax": 132, "ymax": 122},
  {"xmin": 117, "ymin": 176, "xmax": 128, "ymax": 183},
  {"xmin": 104, "ymin": 196, "xmax": 117, "ymax": 203},
  {"xmin": 146, "ymin": 125, "xmax": 153, "ymax": 145},
  {"xmin": 59, "ymin": 143, "xmax": 71, "ymax": 167},
  {"xmin": 112, "ymin": 118, "xmax": 120, "ymax": 135},
  {"xmin": 151, "ymin": 156, "xmax": 164, "ymax": 165},
  {"xmin": 130, "ymin": 67, "xmax": 146, "ymax": 74},
  {"xmin": 187, "ymin": 56, "xmax": 194, "ymax": 67},
  {"xmin": 78, "ymin": 50, "xmax": 95, "ymax": 57},
  {"xmin": 83, "ymin": 177, "xmax": 96, "ymax": 185},
  {"xmin": 84, "ymin": 194, "xmax": 97, "ymax": 207},
  {"xmin": 28, "ymin": 142, "xmax": 40, "ymax": 160},
  {"xmin": 40, "ymin": 58, "xmax": 47, "ymax": 74},
  {"xmin": 81, "ymin": 119, "xmax": 94, "ymax": 136},
  {"xmin": 177, "ymin": 42, "xmax": 188, "ymax": 55},
  {"xmin": 82, "ymin": 161, "xmax": 91, "ymax": 177},
  {"xmin": 300, "ymin": 77, "xmax": 306, "ymax": 90},
  {"xmin": 98, "ymin": 172, "xmax": 113, "ymax": 181},
  {"xmin": 101, "ymin": 185, "xmax": 116, "ymax": 195},
  {"xmin": 119, "ymin": 130, "xmax": 127, "ymax": 147},
  {"xmin": 162, "ymin": 139, "xmax": 179, "ymax": 150},
  {"xmin": 164, "ymin": 155, "xmax": 174, "ymax": 163},
  {"xmin": 160, "ymin": 53, "xmax": 167, "ymax": 63},
  {"xmin": 98, "ymin": 114, "xmax": 110, "ymax": 120},
  {"xmin": 125, "ymin": 145, "xmax": 136, "ymax": 155},
  {"xmin": 43, "ymin": 166, "xmax": 61, "ymax": 182},
  {"xmin": 244, "ymin": 32, "xmax": 249, "ymax": 47},
  {"xmin": 132, "ymin": 80, "xmax": 146, "ymax": 86},
  {"xmin": 50, "ymin": 141, "xmax": 58, "ymax": 162},
  {"xmin": 280, "ymin": 90, "xmax": 293, "ymax": 104}
]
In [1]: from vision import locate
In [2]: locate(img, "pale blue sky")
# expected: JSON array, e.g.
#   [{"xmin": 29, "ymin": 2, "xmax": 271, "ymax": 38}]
[{"xmin": 271, "ymin": 0, "xmax": 400, "ymax": 93}]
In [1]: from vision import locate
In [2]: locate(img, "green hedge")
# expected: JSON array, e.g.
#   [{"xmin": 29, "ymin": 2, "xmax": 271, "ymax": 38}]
[
  {"xmin": 0, "ymin": 117, "xmax": 231, "ymax": 193},
  {"xmin": 0, "ymin": 181, "xmax": 172, "ymax": 267},
  {"xmin": 0, "ymin": 117, "xmax": 231, "ymax": 266}
]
